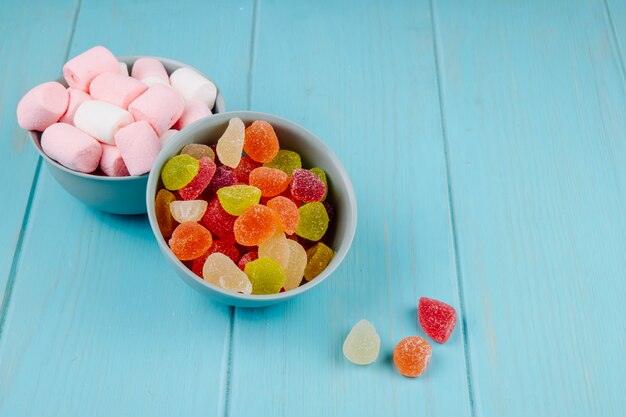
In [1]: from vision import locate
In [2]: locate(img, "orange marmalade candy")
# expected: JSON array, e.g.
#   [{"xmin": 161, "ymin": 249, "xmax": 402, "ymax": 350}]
[
  {"xmin": 233, "ymin": 204, "xmax": 278, "ymax": 246},
  {"xmin": 266, "ymin": 196, "xmax": 299, "ymax": 235},
  {"xmin": 249, "ymin": 167, "xmax": 290, "ymax": 197},
  {"xmin": 243, "ymin": 120, "xmax": 279, "ymax": 163},
  {"xmin": 168, "ymin": 222, "xmax": 213, "ymax": 261},
  {"xmin": 155, "ymin": 189, "xmax": 177, "ymax": 238},
  {"xmin": 393, "ymin": 336, "xmax": 432, "ymax": 378}
]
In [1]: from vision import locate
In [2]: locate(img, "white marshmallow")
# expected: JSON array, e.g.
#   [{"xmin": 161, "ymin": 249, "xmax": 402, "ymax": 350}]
[
  {"xmin": 159, "ymin": 129, "xmax": 179, "ymax": 148},
  {"xmin": 119, "ymin": 62, "xmax": 129, "ymax": 76},
  {"xmin": 74, "ymin": 100, "xmax": 134, "ymax": 145},
  {"xmin": 169, "ymin": 67, "xmax": 217, "ymax": 109},
  {"xmin": 142, "ymin": 76, "xmax": 169, "ymax": 87}
]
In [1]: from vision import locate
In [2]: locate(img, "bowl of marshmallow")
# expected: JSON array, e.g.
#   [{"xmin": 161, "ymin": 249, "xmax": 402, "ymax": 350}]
[{"xmin": 16, "ymin": 46, "xmax": 225, "ymax": 215}]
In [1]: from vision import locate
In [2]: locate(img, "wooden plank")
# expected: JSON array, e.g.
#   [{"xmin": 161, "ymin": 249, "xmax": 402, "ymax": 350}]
[
  {"xmin": 0, "ymin": 0, "xmax": 79, "ymax": 304},
  {"xmin": 432, "ymin": 0, "xmax": 626, "ymax": 415},
  {"xmin": 228, "ymin": 1, "xmax": 472, "ymax": 416},
  {"xmin": 0, "ymin": 1, "xmax": 253, "ymax": 415}
]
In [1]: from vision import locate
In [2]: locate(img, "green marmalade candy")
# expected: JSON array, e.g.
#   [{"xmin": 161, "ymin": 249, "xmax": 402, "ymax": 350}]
[
  {"xmin": 296, "ymin": 202, "xmax": 329, "ymax": 241},
  {"xmin": 161, "ymin": 154, "xmax": 199, "ymax": 191},
  {"xmin": 217, "ymin": 185, "xmax": 262, "ymax": 216},
  {"xmin": 244, "ymin": 257, "xmax": 286, "ymax": 295},
  {"xmin": 264, "ymin": 150, "xmax": 302, "ymax": 175}
]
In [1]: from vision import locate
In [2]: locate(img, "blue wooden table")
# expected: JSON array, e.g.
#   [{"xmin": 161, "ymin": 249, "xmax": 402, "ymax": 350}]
[{"xmin": 1, "ymin": 0, "xmax": 625, "ymax": 416}]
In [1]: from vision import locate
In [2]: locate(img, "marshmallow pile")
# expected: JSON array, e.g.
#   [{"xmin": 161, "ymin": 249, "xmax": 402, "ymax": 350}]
[{"xmin": 16, "ymin": 46, "xmax": 218, "ymax": 176}]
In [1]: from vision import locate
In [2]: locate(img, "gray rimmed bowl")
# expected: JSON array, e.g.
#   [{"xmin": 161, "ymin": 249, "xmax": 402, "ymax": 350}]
[
  {"xmin": 147, "ymin": 111, "xmax": 357, "ymax": 307},
  {"xmin": 28, "ymin": 55, "xmax": 226, "ymax": 215}
]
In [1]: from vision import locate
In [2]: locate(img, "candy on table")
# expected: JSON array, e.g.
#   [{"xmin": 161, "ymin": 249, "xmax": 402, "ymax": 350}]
[
  {"xmin": 217, "ymin": 185, "xmax": 262, "ymax": 216},
  {"xmin": 74, "ymin": 100, "xmax": 134, "ymax": 145},
  {"xmin": 155, "ymin": 189, "xmax": 177, "ymax": 238},
  {"xmin": 309, "ymin": 167, "xmax": 328, "ymax": 200},
  {"xmin": 89, "ymin": 71, "xmax": 148, "ymax": 109},
  {"xmin": 243, "ymin": 120, "xmax": 279, "ymax": 163},
  {"xmin": 168, "ymin": 222, "xmax": 213, "ymax": 261},
  {"xmin": 233, "ymin": 156, "xmax": 261, "ymax": 184},
  {"xmin": 17, "ymin": 82, "xmax": 69, "ymax": 131},
  {"xmin": 258, "ymin": 230, "xmax": 290, "ymax": 269},
  {"xmin": 418, "ymin": 297, "xmax": 457, "ymax": 344},
  {"xmin": 41, "ymin": 123, "xmax": 102, "ymax": 173},
  {"xmin": 131, "ymin": 57, "xmax": 169, "ymax": 85},
  {"xmin": 202, "ymin": 253, "xmax": 252, "ymax": 294},
  {"xmin": 304, "ymin": 242, "xmax": 334, "ymax": 281},
  {"xmin": 99, "ymin": 143, "xmax": 129, "ymax": 177},
  {"xmin": 249, "ymin": 167, "xmax": 290, "ymax": 197},
  {"xmin": 290, "ymin": 169, "xmax": 326, "ymax": 202},
  {"xmin": 244, "ymin": 257, "xmax": 286, "ymax": 295},
  {"xmin": 180, "ymin": 143, "xmax": 215, "ymax": 161},
  {"xmin": 282, "ymin": 240, "xmax": 307, "ymax": 291},
  {"xmin": 179, "ymin": 157, "xmax": 216, "ymax": 200},
  {"xmin": 175, "ymin": 99, "xmax": 212, "ymax": 130},
  {"xmin": 342, "ymin": 319, "xmax": 380, "ymax": 365},
  {"xmin": 161, "ymin": 154, "xmax": 200, "ymax": 190},
  {"xmin": 393, "ymin": 336, "xmax": 432, "ymax": 378},
  {"xmin": 128, "ymin": 84, "xmax": 184, "ymax": 136},
  {"xmin": 191, "ymin": 240, "xmax": 240, "ymax": 277},
  {"xmin": 201, "ymin": 197, "xmax": 238, "ymax": 244},
  {"xmin": 216, "ymin": 117, "xmax": 245, "ymax": 168},
  {"xmin": 266, "ymin": 196, "xmax": 299, "ymax": 235},
  {"xmin": 159, "ymin": 129, "xmax": 179, "ymax": 148},
  {"xmin": 169, "ymin": 200, "xmax": 208, "ymax": 223},
  {"xmin": 169, "ymin": 67, "xmax": 218, "ymax": 109},
  {"xmin": 114, "ymin": 121, "xmax": 162, "ymax": 176},
  {"xmin": 264, "ymin": 150, "xmax": 302, "ymax": 175},
  {"xmin": 63, "ymin": 46, "xmax": 119, "ymax": 92},
  {"xmin": 296, "ymin": 202, "xmax": 329, "ymax": 241},
  {"xmin": 205, "ymin": 165, "xmax": 238, "ymax": 196},
  {"xmin": 234, "ymin": 204, "xmax": 279, "ymax": 246},
  {"xmin": 237, "ymin": 251, "xmax": 258, "ymax": 271},
  {"xmin": 59, "ymin": 88, "xmax": 90, "ymax": 125}
]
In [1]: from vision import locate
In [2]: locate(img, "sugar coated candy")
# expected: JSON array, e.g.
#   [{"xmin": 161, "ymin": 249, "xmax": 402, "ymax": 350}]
[
  {"xmin": 162, "ymin": 154, "xmax": 199, "ymax": 190},
  {"xmin": 179, "ymin": 157, "xmax": 216, "ymax": 200},
  {"xmin": 418, "ymin": 297, "xmax": 457, "ymax": 344},
  {"xmin": 304, "ymin": 242, "xmax": 334, "ymax": 281},
  {"xmin": 264, "ymin": 150, "xmax": 301, "ymax": 175},
  {"xmin": 244, "ymin": 120, "xmax": 279, "ymax": 163},
  {"xmin": 282, "ymin": 240, "xmax": 307, "ymax": 291},
  {"xmin": 393, "ymin": 336, "xmax": 432, "ymax": 378},
  {"xmin": 296, "ymin": 202, "xmax": 329, "ymax": 241},
  {"xmin": 234, "ymin": 204, "xmax": 278, "ymax": 246},
  {"xmin": 203, "ymin": 253, "xmax": 252, "ymax": 295},
  {"xmin": 192, "ymin": 240, "xmax": 240, "ymax": 277},
  {"xmin": 266, "ymin": 196, "xmax": 299, "ymax": 235},
  {"xmin": 244, "ymin": 257, "xmax": 286, "ymax": 295},
  {"xmin": 168, "ymin": 222, "xmax": 213, "ymax": 261},
  {"xmin": 309, "ymin": 167, "xmax": 328, "ymax": 200},
  {"xmin": 181, "ymin": 143, "xmax": 215, "ymax": 161},
  {"xmin": 206, "ymin": 166, "xmax": 238, "ymax": 197},
  {"xmin": 238, "ymin": 251, "xmax": 258, "ymax": 270},
  {"xmin": 155, "ymin": 189, "xmax": 177, "ymax": 238},
  {"xmin": 258, "ymin": 231, "xmax": 290, "ymax": 269},
  {"xmin": 216, "ymin": 117, "xmax": 245, "ymax": 168},
  {"xmin": 234, "ymin": 156, "xmax": 262, "ymax": 184},
  {"xmin": 217, "ymin": 185, "xmax": 262, "ymax": 216},
  {"xmin": 201, "ymin": 197, "xmax": 237, "ymax": 244},
  {"xmin": 249, "ymin": 167, "xmax": 290, "ymax": 197},
  {"xmin": 290, "ymin": 169, "xmax": 326, "ymax": 202},
  {"xmin": 343, "ymin": 319, "xmax": 380, "ymax": 365},
  {"xmin": 169, "ymin": 200, "xmax": 208, "ymax": 223}
]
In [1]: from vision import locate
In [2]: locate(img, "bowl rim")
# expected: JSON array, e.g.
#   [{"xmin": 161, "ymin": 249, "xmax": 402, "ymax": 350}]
[
  {"xmin": 146, "ymin": 111, "xmax": 358, "ymax": 302},
  {"xmin": 28, "ymin": 55, "xmax": 226, "ymax": 182}
]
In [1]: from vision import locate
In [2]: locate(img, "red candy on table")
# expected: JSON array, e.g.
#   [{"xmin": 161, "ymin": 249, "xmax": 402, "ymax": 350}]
[
  {"xmin": 168, "ymin": 222, "xmax": 213, "ymax": 261},
  {"xmin": 200, "ymin": 197, "xmax": 238, "ymax": 244},
  {"xmin": 233, "ymin": 156, "xmax": 262, "ymax": 184},
  {"xmin": 237, "ymin": 251, "xmax": 259, "ymax": 270},
  {"xmin": 179, "ymin": 157, "xmax": 216, "ymax": 200},
  {"xmin": 290, "ymin": 169, "xmax": 326, "ymax": 202},
  {"xmin": 418, "ymin": 297, "xmax": 457, "ymax": 344},
  {"xmin": 191, "ymin": 240, "xmax": 240, "ymax": 277}
]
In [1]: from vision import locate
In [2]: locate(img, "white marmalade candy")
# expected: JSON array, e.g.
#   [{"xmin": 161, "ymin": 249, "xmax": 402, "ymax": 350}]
[
  {"xmin": 203, "ymin": 253, "xmax": 252, "ymax": 295},
  {"xmin": 282, "ymin": 240, "xmax": 307, "ymax": 291},
  {"xmin": 216, "ymin": 117, "xmax": 245, "ymax": 168},
  {"xmin": 169, "ymin": 200, "xmax": 208, "ymax": 223},
  {"xmin": 343, "ymin": 319, "xmax": 380, "ymax": 365},
  {"xmin": 258, "ymin": 231, "xmax": 290, "ymax": 269}
]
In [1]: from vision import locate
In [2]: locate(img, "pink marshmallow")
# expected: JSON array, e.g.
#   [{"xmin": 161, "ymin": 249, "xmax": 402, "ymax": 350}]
[
  {"xmin": 41, "ymin": 123, "xmax": 102, "ymax": 173},
  {"xmin": 174, "ymin": 99, "xmax": 212, "ymax": 130},
  {"xmin": 131, "ymin": 57, "xmax": 168, "ymax": 82},
  {"xmin": 63, "ymin": 46, "xmax": 119, "ymax": 92},
  {"xmin": 128, "ymin": 84, "xmax": 184, "ymax": 136},
  {"xmin": 114, "ymin": 121, "xmax": 162, "ymax": 176},
  {"xmin": 59, "ymin": 88, "xmax": 91, "ymax": 124},
  {"xmin": 17, "ymin": 82, "xmax": 69, "ymax": 131},
  {"xmin": 90, "ymin": 72, "xmax": 148, "ymax": 109},
  {"xmin": 99, "ymin": 144, "xmax": 129, "ymax": 176}
]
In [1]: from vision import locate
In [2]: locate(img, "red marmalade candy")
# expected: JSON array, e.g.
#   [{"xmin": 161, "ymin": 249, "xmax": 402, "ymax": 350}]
[
  {"xmin": 200, "ymin": 197, "xmax": 238, "ymax": 244},
  {"xmin": 179, "ymin": 157, "xmax": 216, "ymax": 200},
  {"xmin": 418, "ymin": 297, "xmax": 457, "ymax": 343}
]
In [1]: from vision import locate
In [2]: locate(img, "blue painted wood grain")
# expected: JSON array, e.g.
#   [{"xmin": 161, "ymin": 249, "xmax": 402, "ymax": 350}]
[
  {"xmin": 432, "ymin": 0, "xmax": 626, "ymax": 415},
  {"xmin": 227, "ymin": 1, "xmax": 472, "ymax": 416},
  {"xmin": 0, "ymin": 1, "xmax": 253, "ymax": 415}
]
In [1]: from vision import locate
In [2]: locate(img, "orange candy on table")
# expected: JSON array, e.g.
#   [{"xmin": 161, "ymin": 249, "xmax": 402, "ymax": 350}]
[
  {"xmin": 393, "ymin": 336, "xmax": 432, "ymax": 378},
  {"xmin": 243, "ymin": 120, "xmax": 279, "ymax": 163},
  {"xmin": 168, "ymin": 222, "xmax": 213, "ymax": 261},
  {"xmin": 249, "ymin": 167, "xmax": 290, "ymax": 197},
  {"xmin": 233, "ymin": 204, "xmax": 278, "ymax": 246},
  {"xmin": 266, "ymin": 196, "xmax": 299, "ymax": 235}
]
